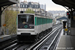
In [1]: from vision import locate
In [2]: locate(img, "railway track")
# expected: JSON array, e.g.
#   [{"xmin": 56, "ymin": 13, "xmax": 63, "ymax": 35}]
[
  {"xmin": 27, "ymin": 25, "xmax": 62, "ymax": 50},
  {"xmin": 0, "ymin": 40, "xmax": 17, "ymax": 50},
  {"xmin": 3, "ymin": 42, "xmax": 33, "ymax": 50},
  {"xmin": 2, "ymin": 24, "xmax": 62, "ymax": 50}
]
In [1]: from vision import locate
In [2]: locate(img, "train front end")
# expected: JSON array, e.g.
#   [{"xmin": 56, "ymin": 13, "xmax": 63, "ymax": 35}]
[{"xmin": 17, "ymin": 13, "xmax": 36, "ymax": 42}]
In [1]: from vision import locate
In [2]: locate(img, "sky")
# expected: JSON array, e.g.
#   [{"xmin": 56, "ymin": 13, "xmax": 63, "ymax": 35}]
[{"xmin": 20, "ymin": 0, "xmax": 67, "ymax": 11}]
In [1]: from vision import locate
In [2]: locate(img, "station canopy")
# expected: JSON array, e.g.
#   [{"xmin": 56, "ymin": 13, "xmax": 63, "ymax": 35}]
[
  {"xmin": 52, "ymin": 0, "xmax": 75, "ymax": 9},
  {"xmin": 57, "ymin": 17, "xmax": 67, "ymax": 20},
  {"xmin": 0, "ymin": 0, "xmax": 18, "ymax": 7}
]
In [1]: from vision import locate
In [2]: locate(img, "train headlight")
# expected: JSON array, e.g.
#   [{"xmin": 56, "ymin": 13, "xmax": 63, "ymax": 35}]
[{"xmin": 30, "ymin": 26, "xmax": 31, "ymax": 28}]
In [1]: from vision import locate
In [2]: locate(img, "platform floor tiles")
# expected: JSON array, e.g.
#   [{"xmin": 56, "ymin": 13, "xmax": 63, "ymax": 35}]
[{"xmin": 56, "ymin": 35, "xmax": 75, "ymax": 50}]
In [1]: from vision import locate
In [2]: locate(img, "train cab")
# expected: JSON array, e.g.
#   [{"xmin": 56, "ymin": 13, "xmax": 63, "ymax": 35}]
[{"xmin": 17, "ymin": 13, "xmax": 36, "ymax": 42}]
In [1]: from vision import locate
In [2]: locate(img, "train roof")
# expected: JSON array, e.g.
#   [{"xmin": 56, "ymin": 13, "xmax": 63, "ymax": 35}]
[
  {"xmin": 18, "ymin": 13, "xmax": 35, "ymax": 15},
  {"xmin": 18, "ymin": 13, "xmax": 53, "ymax": 19}
]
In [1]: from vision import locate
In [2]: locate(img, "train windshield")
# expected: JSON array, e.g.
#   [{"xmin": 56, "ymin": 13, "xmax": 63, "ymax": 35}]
[{"xmin": 18, "ymin": 14, "xmax": 34, "ymax": 29}]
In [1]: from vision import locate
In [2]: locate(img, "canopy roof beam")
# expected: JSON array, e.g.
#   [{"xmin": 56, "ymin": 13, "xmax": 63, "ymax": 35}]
[{"xmin": 52, "ymin": 0, "xmax": 75, "ymax": 9}]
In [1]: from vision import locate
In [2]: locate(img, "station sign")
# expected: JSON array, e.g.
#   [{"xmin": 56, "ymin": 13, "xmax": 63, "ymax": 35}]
[
  {"xmin": 64, "ymin": 28, "xmax": 68, "ymax": 31},
  {"xmin": 3, "ymin": 24, "xmax": 6, "ymax": 27}
]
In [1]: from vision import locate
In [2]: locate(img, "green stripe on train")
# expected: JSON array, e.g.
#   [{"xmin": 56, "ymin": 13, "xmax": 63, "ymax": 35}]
[{"xmin": 35, "ymin": 17, "xmax": 53, "ymax": 26}]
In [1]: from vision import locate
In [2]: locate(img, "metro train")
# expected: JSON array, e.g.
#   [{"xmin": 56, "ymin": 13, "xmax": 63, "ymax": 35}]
[{"xmin": 17, "ymin": 13, "xmax": 53, "ymax": 42}]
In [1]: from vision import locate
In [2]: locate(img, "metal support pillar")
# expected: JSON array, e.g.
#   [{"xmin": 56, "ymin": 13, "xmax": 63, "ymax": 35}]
[
  {"xmin": 70, "ymin": 9, "xmax": 75, "ymax": 35},
  {"xmin": 0, "ymin": 7, "xmax": 2, "ymax": 35},
  {"xmin": 0, "ymin": 8, "xmax": 1, "ymax": 26},
  {"xmin": 67, "ymin": 18, "xmax": 71, "ymax": 35},
  {"xmin": 67, "ymin": 11, "xmax": 71, "ymax": 35}
]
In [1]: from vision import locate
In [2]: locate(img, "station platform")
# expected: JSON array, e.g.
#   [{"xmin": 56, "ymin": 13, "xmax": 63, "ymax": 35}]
[
  {"xmin": 0, "ymin": 35, "xmax": 11, "ymax": 42},
  {"xmin": 56, "ymin": 31, "xmax": 75, "ymax": 50},
  {"xmin": 0, "ymin": 34, "xmax": 17, "ymax": 43}
]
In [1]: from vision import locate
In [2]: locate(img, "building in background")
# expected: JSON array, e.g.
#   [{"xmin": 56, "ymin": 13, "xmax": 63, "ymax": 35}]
[
  {"xmin": 11, "ymin": 1, "xmax": 46, "ymax": 13},
  {"xmin": 9, "ymin": 1, "xmax": 49, "ymax": 16},
  {"xmin": 19, "ymin": 1, "xmax": 40, "ymax": 12},
  {"xmin": 40, "ymin": 4, "xmax": 46, "ymax": 11},
  {"xmin": 8, "ymin": 1, "xmax": 54, "ymax": 18},
  {"xmin": 48, "ymin": 11, "xmax": 66, "ymax": 18}
]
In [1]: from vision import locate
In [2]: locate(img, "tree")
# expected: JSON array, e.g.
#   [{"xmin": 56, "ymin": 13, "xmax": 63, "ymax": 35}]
[
  {"xmin": 25, "ymin": 8, "xmax": 35, "ymax": 13},
  {"xmin": 5, "ymin": 9, "xmax": 19, "ymax": 35}
]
